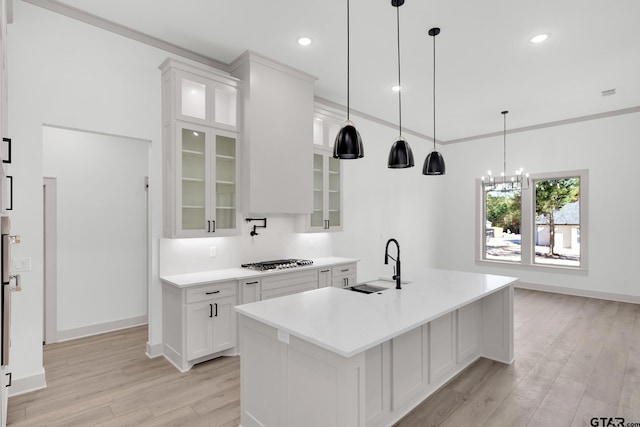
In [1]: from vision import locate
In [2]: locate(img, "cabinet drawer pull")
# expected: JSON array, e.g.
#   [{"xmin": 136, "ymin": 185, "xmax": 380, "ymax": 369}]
[
  {"xmin": 205, "ymin": 290, "xmax": 221, "ymax": 295},
  {"xmin": 6, "ymin": 176, "xmax": 13, "ymax": 211},
  {"xmin": 245, "ymin": 281, "xmax": 259, "ymax": 285},
  {"xmin": 340, "ymin": 269, "xmax": 349, "ymax": 272},
  {"xmin": 320, "ymin": 269, "xmax": 330, "ymax": 273},
  {"xmin": 214, "ymin": 302, "xmax": 218, "ymax": 317},
  {"xmin": 2, "ymin": 137, "xmax": 11, "ymax": 164}
]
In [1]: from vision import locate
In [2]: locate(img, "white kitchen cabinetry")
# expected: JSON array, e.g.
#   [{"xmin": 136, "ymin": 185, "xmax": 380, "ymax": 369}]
[
  {"xmin": 303, "ymin": 108, "xmax": 343, "ymax": 232},
  {"xmin": 317, "ymin": 268, "xmax": 331, "ymax": 288},
  {"xmin": 162, "ymin": 280, "xmax": 237, "ymax": 372},
  {"xmin": 230, "ymin": 51, "xmax": 315, "ymax": 215},
  {"xmin": 160, "ymin": 59, "xmax": 239, "ymax": 238},
  {"xmin": 331, "ymin": 262, "xmax": 357, "ymax": 289},
  {"xmin": 240, "ymin": 269, "xmax": 319, "ymax": 305}
]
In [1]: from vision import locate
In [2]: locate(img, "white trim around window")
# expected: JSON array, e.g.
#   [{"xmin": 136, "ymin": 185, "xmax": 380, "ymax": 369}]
[{"xmin": 476, "ymin": 169, "xmax": 588, "ymax": 272}]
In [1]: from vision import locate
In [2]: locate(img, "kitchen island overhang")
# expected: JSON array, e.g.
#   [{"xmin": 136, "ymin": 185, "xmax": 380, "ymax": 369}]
[{"xmin": 235, "ymin": 269, "xmax": 518, "ymax": 427}]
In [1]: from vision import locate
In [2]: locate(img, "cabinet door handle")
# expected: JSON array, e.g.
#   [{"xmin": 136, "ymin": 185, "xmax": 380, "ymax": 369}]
[
  {"xmin": 209, "ymin": 303, "xmax": 213, "ymax": 318},
  {"xmin": 6, "ymin": 176, "xmax": 13, "ymax": 211},
  {"xmin": 214, "ymin": 302, "xmax": 218, "ymax": 317},
  {"xmin": 2, "ymin": 137, "xmax": 11, "ymax": 164},
  {"xmin": 5, "ymin": 372, "xmax": 11, "ymax": 387},
  {"xmin": 211, "ymin": 220, "xmax": 216, "ymax": 232},
  {"xmin": 207, "ymin": 220, "xmax": 211, "ymax": 233},
  {"xmin": 205, "ymin": 290, "xmax": 220, "ymax": 295},
  {"xmin": 246, "ymin": 281, "xmax": 259, "ymax": 285}
]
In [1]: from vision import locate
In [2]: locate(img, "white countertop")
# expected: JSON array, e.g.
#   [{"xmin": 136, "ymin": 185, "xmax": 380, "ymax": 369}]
[
  {"xmin": 235, "ymin": 269, "xmax": 518, "ymax": 358},
  {"xmin": 160, "ymin": 256, "xmax": 357, "ymax": 287}
]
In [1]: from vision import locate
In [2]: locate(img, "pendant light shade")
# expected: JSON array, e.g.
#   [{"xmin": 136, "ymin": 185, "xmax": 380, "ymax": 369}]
[
  {"xmin": 333, "ymin": 0, "xmax": 364, "ymax": 159},
  {"xmin": 388, "ymin": 136, "xmax": 415, "ymax": 168},
  {"xmin": 423, "ymin": 27, "xmax": 446, "ymax": 175},
  {"xmin": 333, "ymin": 120, "xmax": 363, "ymax": 159},
  {"xmin": 387, "ymin": 0, "xmax": 414, "ymax": 169}
]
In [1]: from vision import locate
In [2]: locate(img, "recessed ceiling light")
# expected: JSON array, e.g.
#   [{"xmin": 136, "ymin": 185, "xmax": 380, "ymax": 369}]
[
  {"xmin": 530, "ymin": 33, "xmax": 549, "ymax": 43},
  {"xmin": 391, "ymin": 85, "xmax": 402, "ymax": 92},
  {"xmin": 297, "ymin": 37, "xmax": 312, "ymax": 46}
]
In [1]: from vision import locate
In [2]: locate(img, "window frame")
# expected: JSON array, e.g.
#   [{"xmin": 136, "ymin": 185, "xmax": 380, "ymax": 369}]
[{"xmin": 476, "ymin": 169, "xmax": 588, "ymax": 272}]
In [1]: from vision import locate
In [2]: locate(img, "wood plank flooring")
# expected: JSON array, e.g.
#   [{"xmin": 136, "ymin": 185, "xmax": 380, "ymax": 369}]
[{"xmin": 7, "ymin": 289, "xmax": 640, "ymax": 426}]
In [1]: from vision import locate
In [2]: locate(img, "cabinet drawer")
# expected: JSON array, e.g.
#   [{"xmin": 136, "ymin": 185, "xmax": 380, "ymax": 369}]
[
  {"xmin": 332, "ymin": 263, "xmax": 357, "ymax": 278},
  {"xmin": 186, "ymin": 281, "xmax": 236, "ymax": 303},
  {"xmin": 262, "ymin": 281, "xmax": 318, "ymax": 300},
  {"xmin": 332, "ymin": 274, "xmax": 356, "ymax": 288},
  {"xmin": 261, "ymin": 269, "xmax": 318, "ymax": 291}
]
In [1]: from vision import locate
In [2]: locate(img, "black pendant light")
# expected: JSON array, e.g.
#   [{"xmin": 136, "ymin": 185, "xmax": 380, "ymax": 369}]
[
  {"xmin": 423, "ymin": 27, "xmax": 446, "ymax": 175},
  {"xmin": 333, "ymin": 0, "xmax": 364, "ymax": 159},
  {"xmin": 387, "ymin": 0, "xmax": 414, "ymax": 168}
]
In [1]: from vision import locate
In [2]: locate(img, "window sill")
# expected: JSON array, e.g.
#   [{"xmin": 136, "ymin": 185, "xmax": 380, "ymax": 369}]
[{"xmin": 476, "ymin": 259, "xmax": 588, "ymax": 276}]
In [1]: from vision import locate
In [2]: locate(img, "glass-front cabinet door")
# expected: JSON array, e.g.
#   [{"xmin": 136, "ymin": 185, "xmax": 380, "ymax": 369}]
[
  {"xmin": 180, "ymin": 127, "xmax": 208, "ymax": 232},
  {"xmin": 327, "ymin": 157, "xmax": 341, "ymax": 228},
  {"xmin": 305, "ymin": 109, "xmax": 343, "ymax": 232},
  {"xmin": 311, "ymin": 154, "xmax": 325, "ymax": 228},
  {"xmin": 177, "ymin": 71, "xmax": 237, "ymax": 129},
  {"xmin": 176, "ymin": 122, "xmax": 237, "ymax": 237},
  {"xmin": 307, "ymin": 148, "xmax": 342, "ymax": 232},
  {"xmin": 214, "ymin": 134, "xmax": 236, "ymax": 230}
]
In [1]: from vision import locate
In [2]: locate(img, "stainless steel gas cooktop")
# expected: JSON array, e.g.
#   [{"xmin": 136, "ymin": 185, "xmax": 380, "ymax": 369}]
[{"xmin": 241, "ymin": 259, "xmax": 313, "ymax": 271}]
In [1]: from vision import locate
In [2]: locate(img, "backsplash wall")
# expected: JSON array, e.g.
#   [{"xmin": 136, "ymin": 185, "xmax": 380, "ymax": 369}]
[{"xmin": 159, "ymin": 215, "xmax": 334, "ymax": 276}]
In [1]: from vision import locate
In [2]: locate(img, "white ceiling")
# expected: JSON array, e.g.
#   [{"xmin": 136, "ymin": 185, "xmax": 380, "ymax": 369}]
[{"xmin": 41, "ymin": 0, "xmax": 640, "ymax": 142}]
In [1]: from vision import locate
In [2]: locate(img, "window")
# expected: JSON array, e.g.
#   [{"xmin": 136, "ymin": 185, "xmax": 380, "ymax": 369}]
[{"xmin": 478, "ymin": 170, "xmax": 588, "ymax": 271}]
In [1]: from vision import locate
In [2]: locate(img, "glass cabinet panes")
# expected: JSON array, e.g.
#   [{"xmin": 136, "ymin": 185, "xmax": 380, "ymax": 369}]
[
  {"xmin": 328, "ymin": 157, "xmax": 340, "ymax": 227},
  {"xmin": 215, "ymin": 135, "xmax": 236, "ymax": 229},
  {"xmin": 214, "ymin": 88, "xmax": 237, "ymax": 127},
  {"xmin": 181, "ymin": 128, "xmax": 206, "ymax": 230},
  {"xmin": 312, "ymin": 154, "xmax": 324, "ymax": 227},
  {"xmin": 313, "ymin": 118, "xmax": 324, "ymax": 146},
  {"xmin": 181, "ymin": 78, "xmax": 206, "ymax": 120}
]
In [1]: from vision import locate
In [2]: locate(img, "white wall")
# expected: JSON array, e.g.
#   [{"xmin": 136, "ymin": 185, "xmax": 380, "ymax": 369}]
[
  {"xmin": 42, "ymin": 126, "xmax": 148, "ymax": 337},
  {"xmin": 438, "ymin": 112, "xmax": 640, "ymax": 299},
  {"xmin": 8, "ymin": 1, "xmax": 173, "ymax": 392}
]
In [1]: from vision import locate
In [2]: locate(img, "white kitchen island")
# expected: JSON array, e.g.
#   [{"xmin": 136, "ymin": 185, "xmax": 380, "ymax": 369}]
[{"xmin": 235, "ymin": 269, "xmax": 518, "ymax": 427}]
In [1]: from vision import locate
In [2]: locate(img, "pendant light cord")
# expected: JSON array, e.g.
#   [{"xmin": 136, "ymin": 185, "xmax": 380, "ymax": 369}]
[
  {"xmin": 432, "ymin": 32, "xmax": 436, "ymax": 151},
  {"xmin": 503, "ymin": 111, "xmax": 507, "ymax": 177},
  {"xmin": 346, "ymin": 0, "xmax": 351, "ymax": 121},
  {"xmin": 396, "ymin": 5, "xmax": 402, "ymax": 135}
]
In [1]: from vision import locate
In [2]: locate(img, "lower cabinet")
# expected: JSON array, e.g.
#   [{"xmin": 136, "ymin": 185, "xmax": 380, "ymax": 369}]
[
  {"xmin": 365, "ymin": 300, "xmax": 483, "ymax": 425},
  {"xmin": 331, "ymin": 262, "xmax": 357, "ymax": 288},
  {"xmin": 162, "ymin": 280, "xmax": 237, "ymax": 372},
  {"xmin": 186, "ymin": 295, "xmax": 236, "ymax": 360}
]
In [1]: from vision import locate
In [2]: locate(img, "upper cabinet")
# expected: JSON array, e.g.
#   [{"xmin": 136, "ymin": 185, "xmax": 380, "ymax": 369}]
[
  {"xmin": 299, "ymin": 107, "xmax": 343, "ymax": 232},
  {"xmin": 160, "ymin": 59, "xmax": 240, "ymax": 238},
  {"xmin": 230, "ymin": 51, "xmax": 316, "ymax": 215}
]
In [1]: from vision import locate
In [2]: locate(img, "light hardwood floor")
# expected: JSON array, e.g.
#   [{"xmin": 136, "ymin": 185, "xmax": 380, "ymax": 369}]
[{"xmin": 7, "ymin": 289, "xmax": 640, "ymax": 426}]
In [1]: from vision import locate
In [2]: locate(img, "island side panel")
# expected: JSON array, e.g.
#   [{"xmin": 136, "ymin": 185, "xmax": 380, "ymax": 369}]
[
  {"xmin": 239, "ymin": 315, "xmax": 366, "ymax": 427},
  {"xmin": 481, "ymin": 285, "xmax": 515, "ymax": 364}
]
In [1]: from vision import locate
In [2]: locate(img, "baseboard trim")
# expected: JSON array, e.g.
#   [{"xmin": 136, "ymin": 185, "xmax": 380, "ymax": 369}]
[
  {"xmin": 516, "ymin": 282, "xmax": 640, "ymax": 304},
  {"xmin": 7, "ymin": 368, "xmax": 47, "ymax": 397},
  {"xmin": 145, "ymin": 341, "xmax": 164, "ymax": 359},
  {"xmin": 56, "ymin": 315, "xmax": 148, "ymax": 342}
]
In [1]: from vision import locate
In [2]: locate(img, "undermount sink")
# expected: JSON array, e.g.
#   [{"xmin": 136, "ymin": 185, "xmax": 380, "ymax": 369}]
[
  {"xmin": 347, "ymin": 278, "xmax": 412, "ymax": 295},
  {"xmin": 348, "ymin": 284, "xmax": 388, "ymax": 294}
]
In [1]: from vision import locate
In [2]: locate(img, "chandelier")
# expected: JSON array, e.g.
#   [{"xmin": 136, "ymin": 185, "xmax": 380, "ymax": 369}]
[{"xmin": 481, "ymin": 110, "xmax": 529, "ymax": 191}]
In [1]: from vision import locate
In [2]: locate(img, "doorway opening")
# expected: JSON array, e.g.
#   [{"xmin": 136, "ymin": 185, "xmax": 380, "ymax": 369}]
[{"xmin": 42, "ymin": 125, "xmax": 150, "ymax": 344}]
